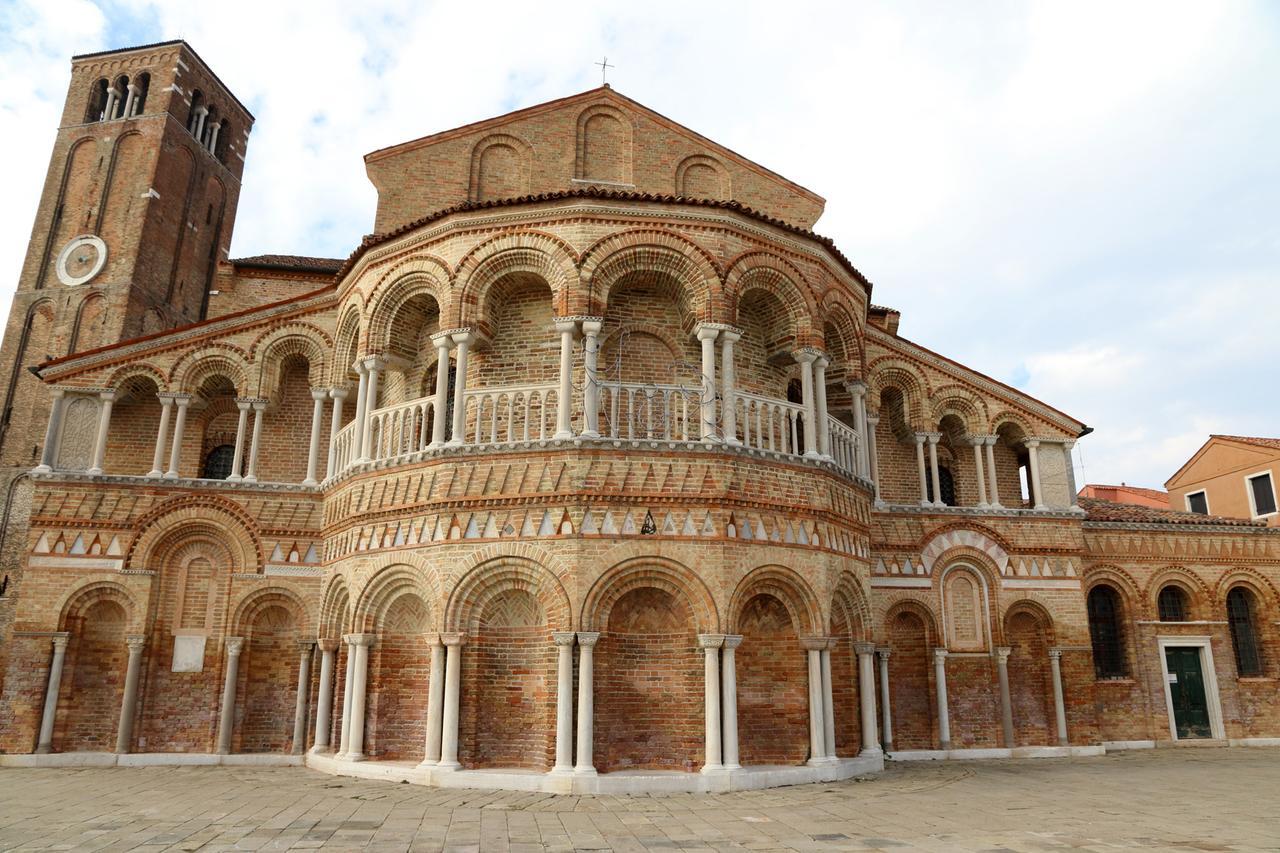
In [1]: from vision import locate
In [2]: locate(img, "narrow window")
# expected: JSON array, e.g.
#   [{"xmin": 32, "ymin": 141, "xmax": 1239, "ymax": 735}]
[
  {"xmin": 1227, "ymin": 587, "xmax": 1264, "ymax": 677},
  {"xmin": 1087, "ymin": 585, "xmax": 1127, "ymax": 678},
  {"xmin": 1247, "ymin": 472, "xmax": 1277, "ymax": 517},
  {"xmin": 201, "ymin": 444, "xmax": 236, "ymax": 480},
  {"xmin": 925, "ymin": 465, "xmax": 958, "ymax": 506},
  {"xmin": 85, "ymin": 79, "xmax": 109, "ymax": 122},
  {"xmin": 1186, "ymin": 490, "xmax": 1208, "ymax": 514},
  {"xmin": 1157, "ymin": 585, "xmax": 1189, "ymax": 622}
]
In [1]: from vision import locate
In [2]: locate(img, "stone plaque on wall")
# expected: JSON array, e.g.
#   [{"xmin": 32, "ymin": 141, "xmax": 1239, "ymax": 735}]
[{"xmin": 172, "ymin": 634, "xmax": 207, "ymax": 672}]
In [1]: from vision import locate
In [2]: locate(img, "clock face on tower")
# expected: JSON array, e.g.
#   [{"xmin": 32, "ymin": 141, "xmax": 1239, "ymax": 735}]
[{"xmin": 55, "ymin": 235, "xmax": 108, "ymax": 286}]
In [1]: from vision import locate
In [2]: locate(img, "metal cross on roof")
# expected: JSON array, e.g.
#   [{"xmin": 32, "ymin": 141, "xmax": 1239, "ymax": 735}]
[{"xmin": 595, "ymin": 56, "xmax": 614, "ymax": 85}]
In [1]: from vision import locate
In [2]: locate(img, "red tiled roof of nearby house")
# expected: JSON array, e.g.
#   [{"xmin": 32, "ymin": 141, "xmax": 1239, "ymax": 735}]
[
  {"xmin": 1079, "ymin": 484, "xmax": 1169, "ymax": 509},
  {"xmin": 1078, "ymin": 497, "xmax": 1265, "ymax": 528},
  {"xmin": 231, "ymin": 255, "xmax": 345, "ymax": 274},
  {"xmin": 1214, "ymin": 435, "xmax": 1280, "ymax": 450}
]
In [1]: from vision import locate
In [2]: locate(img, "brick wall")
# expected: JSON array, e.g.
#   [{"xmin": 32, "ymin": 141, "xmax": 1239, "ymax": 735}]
[
  {"xmin": 57, "ymin": 600, "xmax": 126, "ymax": 751},
  {"xmin": 737, "ymin": 594, "xmax": 809, "ymax": 764},
  {"xmin": 888, "ymin": 611, "xmax": 934, "ymax": 749},
  {"xmin": 237, "ymin": 607, "xmax": 299, "ymax": 753},
  {"xmin": 366, "ymin": 595, "xmax": 430, "ymax": 760}
]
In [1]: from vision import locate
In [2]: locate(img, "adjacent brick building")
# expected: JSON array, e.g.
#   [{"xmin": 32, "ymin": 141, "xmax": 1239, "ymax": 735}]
[{"xmin": 0, "ymin": 41, "xmax": 1276, "ymax": 793}]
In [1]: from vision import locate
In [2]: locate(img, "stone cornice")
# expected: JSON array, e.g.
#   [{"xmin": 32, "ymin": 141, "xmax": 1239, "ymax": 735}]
[
  {"xmin": 30, "ymin": 470, "xmax": 321, "ymax": 495},
  {"xmin": 1082, "ymin": 519, "xmax": 1280, "ymax": 536}
]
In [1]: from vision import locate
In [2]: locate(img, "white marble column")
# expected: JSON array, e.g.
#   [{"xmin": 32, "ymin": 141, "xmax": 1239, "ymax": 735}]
[
  {"xmin": 721, "ymin": 635, "xmax": 742, "ymax": 770},
  {"xmin": 934, "ymin": 649, "xmax": 951, "ymax": 750},
  {"xmin": 574, "ymin": 631, "xmax": 599, "ymax": 775},
  {"xmin": 87, "ymin": 390, "xmax": 116, "ymax": 475},
  {"xmin": 243, "ymin": 399, "xmax": 267, "ymax": 483},
  {"xmin": 580, "ymin": 318, "xmax": 603, "ymax": 438},
  {"xmin": 428, "ymin": 333, "xmax": 452, "ymax": 447},
  {"xmin": 914, "ymin": 433, "xmax": 929, "ymax": 505},
  {"xmin": 350, "ymin": 361, "xmax": 369, "ymax": 463},
  {"xmin": 820, "ymin": 641, "xmax": 837, "ymax": 761},
  {"xmin": 972, "ymin": 438, "xmax": 989, "ymax": 507},
  {"xmin": 115, "ymin": 635, "xmax": 145, "ymax": 754},
  {"xmin": 304, "ymin": 388, "xmax": 328, "ymax": 485},
  {"xmin": 995, "ymin": 646, "xmax": 1014, "ymax": 747},
  {"xmin": 866, "ymin": 414, "xmax": 882, "ymax": 503},
  {"xmin": 437, "ymin": 633, "xmax": 464, "ymax": 769},
  {"xmin": 193, "ymin": 104, "xmax": 208, "ymax": 138},
  {"xmin": 926, "ymin": 433, "xmax": 943, "ymax": 507},
  {"xmin": 312, "ymin": 639, "xmax": 337, "ymax": 751},
  {"xmin": 123, "ymin": 82, "xmax": 138, "ymax": 117},
  {"xmin": 226, "ymin": 399, "xmax": 251, "ymax": 481},
  {"xmin": 346, "ymin": 634, "xmax": 373, "ymax": 762},
  {"xmin": 337, "ymin": 638, "xmax": 356, "ymax": 757},
  {"xmin": 1025, "ymin": 439, "xmax": 1045, "ymax": 509},
  {"xmin": 35, "ymin": 389, "xmax": 67, "ymax": 472},
  {"xmin": 207, "ymin": 122, "xmax": 221, "ymax": 153},
  {"xmin": 420, "ymin": 634, "xmax": 445, "ymax": 767},
  {"xmin": 804, "ymin": 639, "xmax": 826, "ymax": 764},
  {"xmin": 35, "ymin": 633, "xmax": 70, "ymax": 753},
  {"xmin": 358, "ymin": 357, "xmax": 385, "ymax": 461},
  {"xmin": 554, "ymin": 318, "xmax": 577, "ymax": 440},
  {"xmin": 720, "ymin": 328, "xmax": 741, "ymax": 444},
  {"xmin": 856, "ymin": 642, "xmax": 882, "ymax": 756},
  {"xmin": 985, "ymin": 437, "xmax": 1003, "ymax": 508},
  {"xmin": 1049, "ymin": 649, "xmax": 1069, "ymax": 746},
  {"xmin": 103, "ymin": 88, "xmax": 118, "ymax": 121},
  {"xmin": 813, "ymin": 354, "xmax": 831, "ymax": 459},
  {"xmin": 699, "ymin": 634, "xmax": 724, "ymax": 772},
  {"xmin": 291, "ymin": 642, "xmax": 314, "ymax": 754},
  {"xmin": 846, "ymin": 381, "xmax": 868, "ymax": 477},
  {"xmin": 144, "ymin": 394, "xmax": 174, "ymax": 478},
  {"xmin": 795, "ymin": 350, "xmax": 819, "ymax": 458},
  {"xmin": 552, "ymin": 632, "xmax": 576, "ymax": 773},
  {"xmin": 877, "ymin": 647, "xmax": 894, "ymax": 753},
  {"xmin": 696, "ymin": 325, "xmax": 719, "ymax": 441},
  {"xmin": 448, "ymin": 332, "xmax": 473, "ymax": 447},
  {"xmin": 325, "ymin": 387, "xmax": 348, "ymax": 476},
  {"xmin": 215, "ymin": 637, "xmax": 245, "ymax": 755}
]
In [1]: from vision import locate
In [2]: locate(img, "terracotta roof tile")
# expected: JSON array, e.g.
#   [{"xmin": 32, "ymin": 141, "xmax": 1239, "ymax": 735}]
[
  {"xmin": 1213, "ymin": 434, "xmax": 1280, "ymax": 450},
  {"xmin": 231, "ymin": 254, "xmax": 345, "ymax": 274},
  {"xmin": 1078, "ymin": 496, "xmax": 1264, "ymax": 528}
]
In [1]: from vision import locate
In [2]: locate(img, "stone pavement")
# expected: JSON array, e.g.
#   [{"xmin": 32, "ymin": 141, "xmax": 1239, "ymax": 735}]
[{"xmin": 0, "ymin": 748, "xmax": 1276, "ymax": 851}]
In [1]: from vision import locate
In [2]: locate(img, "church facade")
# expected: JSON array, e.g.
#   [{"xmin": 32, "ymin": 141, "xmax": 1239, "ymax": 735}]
[{"xmin": 0, "ymin": 41, "xmax": 1276, "ymax": 793}]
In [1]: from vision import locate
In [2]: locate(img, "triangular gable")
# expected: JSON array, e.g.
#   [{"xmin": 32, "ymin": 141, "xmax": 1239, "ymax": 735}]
[{"xmin": 1165, "ymin": 436, "xmax": 1280, "ymax": 488}]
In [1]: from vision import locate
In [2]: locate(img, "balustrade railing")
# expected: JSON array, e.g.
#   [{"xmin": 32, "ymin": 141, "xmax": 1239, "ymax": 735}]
[
  {"xmin": 597, "ymin": 381, "xmax": 702, "ymax": 441},
  {"xmin": 368, "ymin": 396, "xmax": 438, "ymax": 460},
  {"xmin": 827, "ymin": 415, "xmax": 861, "ymax": 479},
  {"xmin": 735, "ymin": 392, "xmax": 806, "ymax": 456},
  {"xmin": 463, "ymin": 384, "xmax": 558, "ymax": 445},
  {"xmin": 331, "ymin": 419, "xmax": 359, "ymax": 472}
]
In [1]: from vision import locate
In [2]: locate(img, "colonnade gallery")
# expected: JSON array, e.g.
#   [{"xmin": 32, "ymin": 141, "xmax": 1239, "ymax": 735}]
[{"xmin": 0, "ymin": 41, "xmax": 1276, "ymax": 793}]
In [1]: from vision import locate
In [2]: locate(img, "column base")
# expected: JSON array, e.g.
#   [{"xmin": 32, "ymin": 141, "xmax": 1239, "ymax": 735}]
[
  {"xmin": 553, "ymin": 430, "xmax": 573, "ymax": 440},
  {"xmin": 579, "ymin": 430, "xmax": 600, "ymax": 439},
  {"xmin": 859, "ymin": 747, "xmax": 884, "ymax": 759},
  {"xmin": 700, "ymin": 763, "xmax": 724, "ymax": 774},
  {"xmin": 32, "ymin": 465, "xmax": 52, "ymax": 474},
  {"xmin": 243, "ymin": 476, "xmax": 259, "ymax": 484},
  {"xmin": 803, "ymin": 450, "xmax": 821, "ymax": 459},
  {"xmin": 573, "ymin": 765, "xmax": 597, "ymax": 776},
  {"xmin": 34, "ymin": 745, "xmax": 52, "ymax": 755},
  {"xmin": 347, "ymin": 752, "xmax": 366, "ymax": 763},
  {"xmin": 722, "ymin": 762, "xmax": 741, "ymax": 771},
  {"xmin": 549, "ymin": 764, "xmax": 575, "ymax": 776},
  {"xmin": 163, "ymin": 472, "xmax": 178, "ymax": 480},
  {"xmin": 87, "ymin": 467, "xmax": 103, "ymax": 476},
  {"xmin": 938, "ymin": 741, "xmax": 952, "ymax": 751},
  {"xmin": 415, "ymin": 759, "xmax": 439, "ymax": 770},
  {"xmin": 146, "ymin": 469, "xmax": 165, "ymax": 478},
  {"xmin": 435, "ymin": 760, "xmax": 460, "ymax": 771},
  {"xmin": 226, "ymin": 474, "xmax": 243, "ymax": 482},
  {"xmin": 301, "ymin": 478, "xmax": 318, "ymax": 487}
]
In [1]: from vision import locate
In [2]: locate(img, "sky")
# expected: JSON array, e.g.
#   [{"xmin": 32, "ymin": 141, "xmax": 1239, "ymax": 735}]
[{"xmin": 0, "ymin": 0, "xmax": 1277, "ymax": 491}]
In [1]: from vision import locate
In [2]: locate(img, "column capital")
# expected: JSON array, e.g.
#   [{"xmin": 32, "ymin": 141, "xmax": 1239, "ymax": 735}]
[
  {"xmin": 359, "ymin": 354, "xmax": 388, "ymax": 372},
  {"xmin": 449, "ymin": 329, "xmax": 475, "ymax": 346},
  {"xmin": 799, "ymin": 635, "xmax": 830, "ymax": 651},
  {"xmin": 251, "ymin": 399, "xmax": 269, "ymax": 412},
  {"xmin": 298, "ymin": 640, "xmax": 316, "ymax": 653},
  {"xmin": 970, "ymin": 433, "xmax": 998, "ymax": 444},
  {"xmin": 580, "ymin": 316, "xmax": 605, "ymax": 335},
  {"xmin": 552, "ymin": 631, "xmax": 577, "ymax": 647},
  {"xmin": 791, "ymin": 347, "xmax": 820, "ymax": 365},
  {"xmin": 225, "ymin": 636, "xmax": 245, "ymax": 656},
  {"xmin": 51, "ymin": 632, "xmax": 71, "ymax": 651},
  {"xmin": 854, "ymin": 641, "xmax": 877, "ymax": 655},
  {"xmin": 49, "ymin": 387, "xmax": 68, "ymax": 399},
  {"xmin": 157, "ymin": 391, "xmax": 191, "ymax": 403},
  {"xmin": 310, "ymin": 387, "xmax": 330, "ymax": 401},
  {"xmin": 694, "ymin": 323, "xmax": 723, "ymax": 342},
  {"xmin": 98, "ymin": 389, "xmax": 117, "ymax": 402},
  {"xmin": 328, "ymin": 386, "xmax": 350, "ymax": 400},
  {"xmin": 422, "ymin": 632, "xmax": 442, "ymax": 647},
  {"xmin": 876, "ymin": 646, "xmax": 892, "ymax": 661},
  {"xmin": 719, "ymin": 326, "xmax": 743, "ymax": 343},
  {"xmin": 429, "ymin": 329, "xmax": 458, "ymax": 346},
  {"xmin": 576, "ymin": 631, "xmax": 600, "ymax": 647},
  {"xmin": 1023, "ymin": 438, "xmax": 1041, "ymax": 449},
  {"xmin": 697, "ymin": 633, "xmax": 726, "ymax": 649},
  {"xmin": 813, "ymin": 353, "xmax": 830, "ymax": 370},
  {"xmin": 317, "ymin": 638, "xmax": 339, "ymax": 653},
  {"xmin": 995, "ymin": 646, "xmax": 1012, "ymax": 661},
  {"xmin": 722, "ymin": 634, "xmax": 743, "ymax": 649},
  {"xmin": 235, "ymin": 396, "xmax": 265, "ymax": 410},
  {"xmin": 920, "ymin": 431, "xmax": 942, "ymax": 444},
  {"xmin": 933, "ymin": 647, "xmax": 949, "ymax": 662},
  {"xmin": 440, "ymin": 632, "xmax": 466, "ymax": 646},
  {"xmin": 552, "ymin": 317, "xmax": 583, "ymax": 335},
  {"xmin": 843, "ymin": 379, "xmax": 867, "ymax": 396},
  {"xmin": 1048, "ymin": 648, "xmax": 1063, "ymax": 660},
  {"xmin": 347, "ymin": 633, "xmax": 376, "ymax": 647},
  {"xmin": 865, "ymin": 413, "xmax": 880, "ymax": 426},
  {"xmin": 193, "ymin": 104, "xmax": 209, "ymax": 116},
  {"xmin": 125, "ymin": 635, "xmax": 146, "ymax": 652}
]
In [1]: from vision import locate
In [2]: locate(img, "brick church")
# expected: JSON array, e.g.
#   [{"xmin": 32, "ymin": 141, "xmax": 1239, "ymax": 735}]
[{"xmin": 0, "ymin": 41, "xmax": 1275, "ymax": 792}]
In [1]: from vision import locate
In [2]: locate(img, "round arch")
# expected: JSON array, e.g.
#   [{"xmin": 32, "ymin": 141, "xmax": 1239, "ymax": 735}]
[
  {"xmin": 579, "ymin": 229, "xmax": 723, "ymax": 320},
  {"xmin": 727, "ymin": 565, "xmax": 822, "ymax": 636},
  {"xmin": 581, "ymin": 556, "xmax": 718, "ymax": 633},
  {"xmin": 444, "ymin": 556, "xmax": 572, "ymax": 634}
]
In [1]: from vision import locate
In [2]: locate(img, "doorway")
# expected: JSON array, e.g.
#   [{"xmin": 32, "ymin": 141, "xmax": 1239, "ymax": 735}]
[{"xmin": 1157, "ymin": 637, "xmax": 1225, "ymax": 741}]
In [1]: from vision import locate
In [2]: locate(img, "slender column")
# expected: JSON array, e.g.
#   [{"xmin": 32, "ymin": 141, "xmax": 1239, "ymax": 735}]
[
  {"xmin": 164, "ymin": 395, "xmax": 191, "ymax": 478},
  {"xmin": 995, "ymin": 646, "xmax": 1014, "ymax": 747},
  {"xmin": 1025, "ymin": 439, "xmax": 1045, "ymax": 509},
  {"xmin": 856, "ymin": 642, "xmax": 882, "ymax": 756},
  {"xmin": 1064, "ymin": 441, "xmax": 1081, "ymax": 508},
  {"xmin": 846, "ymin": 381, "xmax": 868, "ymax": 477},
  {"xmin": 428, "ymin": 333, "xmax": 452, "ymax": 447},
  {"xmin": 820, "ymin": 642, "xmax": 836, "ymax": 760},
  {"xmin": 866, "ymin": 414, "xmax": 882, "ymax": 503},
  {"xmin": 419, "ymin": 635, "xmax": 445, "ymax": 766},
  {"xmin": 303, "ymin": 389, "xmax": 328, "ymax": 485},
  {"xmin": 243, "ymin": 400, "xmax": 267, "ymax": 483},
  {"xmin": 580, "ymin": 318, "xmax": 604, "ymax": 438},
  {"xmin": 448, "ymin": 332, "xmax": 473, "ymax": 446},
  {"xmin": 87, "ymin": 391, "xmax": 116, "ymax": 474},
  {"xmin": 193, "ymin": 105, "xmax": 208, "ymax": 138},
  {"xmin": 934, "ymin": 649, "xmax": 951, "ymax": 750},
  {"xmin": 926, "ymin": 433, "xmax": 943, "ymax": 507},
  {"xmin": 337, "ymin": 637, "xmax": 356, "ymax": 757},
  {"xmin": 207, "ymin": 122, "xmax": 221, "ymax": 153},
  {"xmin": 438, "ymin": 633, "xmax": 464, "ymax": 769},
  {"xmin": 35, "ymin": 389, "xmax": 67, "ymax": 472},
  {"xmin": 227, "ymin": 399, "xmax": 251, "ymax": 481},
  {"xmin": 350, "ymin": 361, "xmax": 369, "ymax": 462},
  {"xmin": 574, "ymin": 632, "xmax": 599, "ymax": 774},
  {"xmin": 325, "ymin": 387, "xmax": 348, "ymax": 476},
  {"xmin": 985, "ymin": 437, "xmax": 1003, "ymax": 508},
  {"xmin": 358, "ymin": 357, "xmax": 385, "ymax": 461},
  {"xmin": 103, "ymin": 89, "xmax": 118, "ymax": 121},
  {"xmin": 699, "ymin": 634, "xmax": 724, "ymax": 772},
  {"xmin": 346, "ymin": 634, "xmax": 373, "ymax": 761},
  {"xmin": 721, "ymin": 635, "xmax": 742, "ymax": 770},
  {"xmin": 720, "ymin": 329, "xmax": 741, "ymax": 444},
  {"xmin": 553, "ymin": 318, "xmax": 577, "ymax": 440},
  {"xmin": 215, "ymin": 637, "xmax": 245, "ymax": 754},
  {"xmin": 35, "ymin": 633, "xmax": 71, "ymax": 753},
  {"xmin": 1049, "ymin": 649, "xmax": 1069, "ymax": 746},
  {"xmin": 123, "ymin": 83, "xmax": 138, "ymax": 117},
  {"xmin": 696, "ymin": 325, "xmax": 719, "ymax": 441},
  {"xmin": 813, "ymin": 354, "xmax": 831, "ymax": 459},
  {"xmin": 803, "ymin": 638, "xmax": 826, "ymax": 764},
  {"xmin": 145, "ymin": 395, "xmax": 174, "ymax": 478},
  {"xmin": 972, "ymin": 439, "xmax": 989, "ymax": 507},
  {"xmin": 795, "ymin": 350, "xmax": 819, "ymax": 457},
  {"xmin": 291, "ymin": 642, "xmax": 314, "ymax": 754},
  {"xmin": 914, "ymin": 434, "xmax": 929, "ymax": 505},
  {"xmin": 115, "ymin": 636, "xmax": 146, "ymax": 754},
  {"xmin": 312, "ymin": 640, "xmax": 337, "ymax": 751},
  {"xmin": 877, "ymin": 648, "xmax": 894, "ymax": 753},
  {"xmin": 552, "ymin": 632, "xmax": 576, "ymax": 773}
]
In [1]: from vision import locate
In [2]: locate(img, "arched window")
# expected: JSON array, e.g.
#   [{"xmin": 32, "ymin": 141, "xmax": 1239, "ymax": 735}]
[
  {"xmin": 201, "ymin": 444, "xmax": 236, "ymax": 480},
  {"xmin": 1157, "ymin": 585, "xmax": 1189, "ymax": 622},
  {"xmin": 926, "ymin": 465, "xmax": 957, "ymax": 506},
  {"xmin": 131, "ymin": 72, "xmax": 150, "ymax": 116},
  {"xmin": 1227, "ymin": 587, "xmax": 1264, "ymax": 677},
  {"xmin": 187, "ymin": 90, "xmax": 205, "ymax": 135},
  {"xmin": 111, "ymin": 75, "xmax": 129, "ymax": 119},
  {"xmin": 85, "ymin": 79, "xmax": 109, "ymax": 122},
  {"xmin": 214, "ymin": 119, "xmax": 231, "ymax": 161},
  {"xmin": 1087, "ymin": 584, "xmax": 1128, "ymax": 678}
]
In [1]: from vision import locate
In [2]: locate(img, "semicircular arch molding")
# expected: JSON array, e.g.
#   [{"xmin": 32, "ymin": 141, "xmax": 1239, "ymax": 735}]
[
  {"xmin": 920, "ymin": 526, "xmax": 1010, "ymax": 576},
  {"xmin": 1144, "ymin": 565, "xmax": 1213, "ymax": 619},
  {"xmin": 1081, "ymin": 563, "xmax": 1142, "ymax": 605},
  {"xmin": 444, "ymin": 555, "xmax": 573, "ymax": 634},
  {"xmin": 932, "ymin": 385, "xmax": 988, "ymax": 435},
  {"xmin": 830, "ymin": 569, "xmax": 872, "ymax": 637},
  {"xmin": 455, "ymin": 232, "xmax": 578, "ymax": 326},
  {"xmin": 579, "ymin": 228, "xmax": 723, "ymax": 320},
  {"xmin": 365, "ymin": 261, "xmax": 451, "ymax": 349},
  {"xmin": 231, "ymin": 585, "xmax": 312, "ymax": 637},
  {"xmin": 881, "ymin": 596, "xmax": 941, "ymax": 646},
  {"xmin": 56, "ymin": 578, "xmax": 142, "ymax": 633},
  {"xmin": 125, "ymin": 496, "xmax": 262, "ymax": 574},
  {"xmin": 319, "ymin": 574, "xmax": 353, "ymax": 638},
  {"xmin": 725, "ymin": 252, "xmax": 818, "ymax": 341},
  {"xmin": 1214, "ymin": 567, "xmax": 1280, "ymax": 610},
  {"xmin": 170, "ymin": 345, "xmax": 252, "ymax": 397},
  {"xmin": 106, "ymin": 362, "xmax": 169, "ymax": 394},
  {"xmin": 350, "ymin": 552, "xmax": 444, "ymax": 633},
  {"xmin": 1002, "ymin": 597, "xmax": 1058, "ymax": 645},
  {"xmin": 581, "ymin": 555, "xmax": 718, "ymax": 633},
  {"xmin": 727, "ymin": 564, "xmax": 822, "ymax": 636},
  {"xmin": 251, "ymin": 324, "xmax": 331, "ymax": 395},
  {"xmin": 867, "ymin": 357, "xmax": 930, "ymax": 428}
]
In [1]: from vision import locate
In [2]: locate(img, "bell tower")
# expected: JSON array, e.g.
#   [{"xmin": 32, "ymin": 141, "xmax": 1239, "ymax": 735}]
[{"xmin": 0, "ymin": 40, "xmax": 253, "ymax": 463}]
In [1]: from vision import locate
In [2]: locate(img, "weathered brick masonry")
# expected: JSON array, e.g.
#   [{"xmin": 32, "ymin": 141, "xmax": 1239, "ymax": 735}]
[{"xmin": 0, "ymin": 40, "xmax": 1276, "ymax": 792}]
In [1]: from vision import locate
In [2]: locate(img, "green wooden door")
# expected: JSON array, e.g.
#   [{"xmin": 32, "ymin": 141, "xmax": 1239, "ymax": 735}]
[{"xmin": 1165, "ymin": 647, "xmax": 1211, "ymax": 739}]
